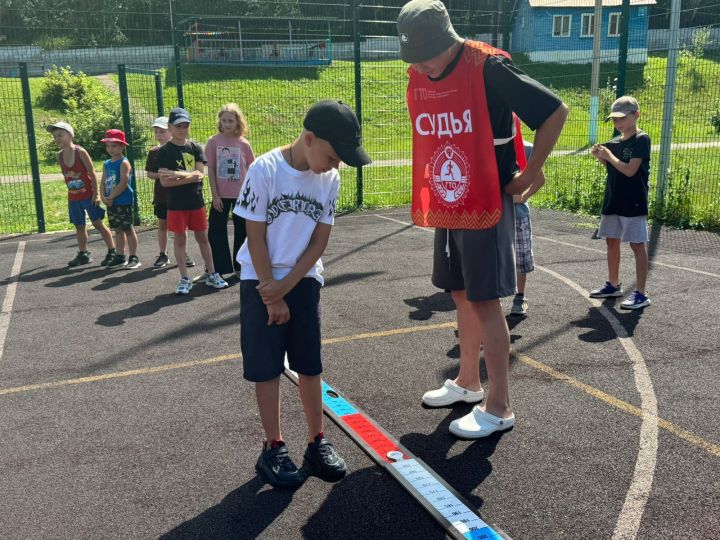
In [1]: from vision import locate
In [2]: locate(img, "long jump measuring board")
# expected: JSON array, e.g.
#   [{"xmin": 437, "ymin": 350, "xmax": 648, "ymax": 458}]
[{"xmin": 283, "ymin": 363, "xmax": 509, "ymax": 540}]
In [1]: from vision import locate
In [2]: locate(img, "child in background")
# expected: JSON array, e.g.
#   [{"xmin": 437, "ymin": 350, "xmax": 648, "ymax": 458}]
[
  {"xmin": 100, "ymin": 129, "xmax": 140, "ymax": 270},
  {"xmin": 236, "ymin": 100, "xmax": 371, "ymax": 488},
  {"xmin": 510, "ymin": 140, "xmax": 545, "ymax": 316},
  {"xmin": 205, "ymin": 103, "xmax": 255, "ymax": 279},
  {"xmin": 590, "ymin": 96, "xmax": 651, "ymax": 310},
  {"xmin": 145, "ymin": 116, "xmax": 196, "ymax": 269},
  {"xmin": 47, "ymin": 121, "xmax": 116, "ymax": 267},
  {"xmin": 158, "ymin": 107, "xmax": 228, "ymax": 295}
]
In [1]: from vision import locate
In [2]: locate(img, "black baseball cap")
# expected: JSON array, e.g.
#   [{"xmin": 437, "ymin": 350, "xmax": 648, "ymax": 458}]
[
  {"xmin": 168, "ymin": 107, "xmax": 191, "ymax": 125},
  {"xmin": 303, "ymin": 100, "xmax": 371, "ymax": 167}
]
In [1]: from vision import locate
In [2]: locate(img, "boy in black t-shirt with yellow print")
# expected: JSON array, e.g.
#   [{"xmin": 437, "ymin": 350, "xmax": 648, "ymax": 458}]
[
  {"xmin": 590, "ymin": 96, "xmax": 651, "ymax": 310},
  {"xmin": 158, "ymin": 108, "xmax": 228, "ymax": 295}
]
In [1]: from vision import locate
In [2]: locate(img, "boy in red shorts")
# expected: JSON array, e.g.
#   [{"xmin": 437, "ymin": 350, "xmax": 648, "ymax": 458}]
[{"xmin": 158, "ymin": 108, "xmax": 228, "ymax": 295}]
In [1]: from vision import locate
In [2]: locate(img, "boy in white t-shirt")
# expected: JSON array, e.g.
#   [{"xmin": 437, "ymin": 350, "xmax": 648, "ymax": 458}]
[{"xmin": 235, "ymin": 100, "xmax": 371, "ymax": 488}]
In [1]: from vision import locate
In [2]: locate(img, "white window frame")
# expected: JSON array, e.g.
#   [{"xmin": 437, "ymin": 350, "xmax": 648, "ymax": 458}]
[
  {"xmin": 552, "ymin": 15, "xmax": 572, "ymax": 38},
  {"xmin": 581, "ymin": 13, "xmax": 594, "ymax": 38},
  {"xmin": 608, "ymin": 12, "xmax": 622, "ymax": 37}
]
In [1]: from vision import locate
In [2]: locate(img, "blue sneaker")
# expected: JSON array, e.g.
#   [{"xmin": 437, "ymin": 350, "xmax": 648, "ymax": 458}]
[
  {"xmin": 590, "ymin": 281, "xmax": 623, "ymax": 298},
  {"xmin": 621, "ymin": 290, "xmax": 651, "ymax": 310}
]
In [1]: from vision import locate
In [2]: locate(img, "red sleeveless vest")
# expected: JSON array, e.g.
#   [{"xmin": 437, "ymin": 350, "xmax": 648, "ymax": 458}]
[
  {"xmin": 59, "ymin": 147, "xmax": 94, "ymax": 201},
  {"xmin": 407, "ymin": 40, "xmax": 523, "ymax": 229}
]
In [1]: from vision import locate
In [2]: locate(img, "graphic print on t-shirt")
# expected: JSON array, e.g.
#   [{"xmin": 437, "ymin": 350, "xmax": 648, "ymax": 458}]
[
  {"xmin": 65, "ymin": 172, "xmax": 87, "ymax": 195},
  {"xmin": 238, "ymin": 178, "xmax": 259, "ymax": 213},
  {"xmin": 266, "ymin": 192, "xmax": 324, "ymax": 224},
  {"xmin": 105, "ymin": 168, "xmax": 117, "ymax": 196},
  {"xmin": 217, "ymin": 146, "xmax": 242, "ymax": 181},
  {"xmin": 176, "ymin": 153, "xmax": 195, "ymax": 171}
]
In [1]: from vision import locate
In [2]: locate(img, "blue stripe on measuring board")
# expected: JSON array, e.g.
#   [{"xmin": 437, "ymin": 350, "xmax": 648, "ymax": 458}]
[
  {"xmin": 465, "ymin": 527, "xmax": 504, "ymax": 539},
  {"xmin": 321, "ymin": 380, "xmax": 357, "ymax": 416}
]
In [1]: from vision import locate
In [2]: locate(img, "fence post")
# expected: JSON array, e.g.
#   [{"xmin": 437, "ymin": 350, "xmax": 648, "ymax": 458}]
[
  {"xmin": 352, "ymin": 0, "xmax": 363, "ymax": 207},
  {"xmin": 117, "ymin": 64, "xmax": 141, "ymax": 225},
  {"xmin": 655, "ymin": 0, "xmax": 681, "ymax": 219},
  {"xmin": 154, "ymin": 71, "xmax": 165, "ymax": 116},
  {"xmin": 615, "ymin": 0, "xmax": 631, "ymax": 97},
  {"xmin": 169, "ymin": 0, "xmax": 185, "ymax": 108},
  {"xmin": 20, "ymin": 62, "xmax": 46, "ymax": 233}
]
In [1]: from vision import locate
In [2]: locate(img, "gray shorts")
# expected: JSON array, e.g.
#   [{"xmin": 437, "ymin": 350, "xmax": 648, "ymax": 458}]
[
  {"xmin": 432, "ymin": 193, "xmax": 516, "ymax": 302},
  {"xmin": 598, "ymin": 214, "xmax": 648, "ymax": 243},
  {"xmin": 515, "ymin": 213, "xmax": 534, "ymax": 274}
]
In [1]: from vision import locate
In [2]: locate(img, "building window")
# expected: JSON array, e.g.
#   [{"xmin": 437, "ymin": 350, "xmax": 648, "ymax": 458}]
[
  {"xmin": 553, "ymin": 15, "xmax": 571, "ymax": 37},
  {"xmin": 581, "ymin": 13, "xmax": 594, "ymax": 37},
  {"xmin": 608, "ymin": 12, "xmax": 622, "ymax": 37}
]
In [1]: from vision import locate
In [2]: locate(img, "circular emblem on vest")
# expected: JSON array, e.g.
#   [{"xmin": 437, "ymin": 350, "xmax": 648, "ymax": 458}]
[{"xmin": 429, "ymin": 143, "xmax": 470, "ymax": 207}]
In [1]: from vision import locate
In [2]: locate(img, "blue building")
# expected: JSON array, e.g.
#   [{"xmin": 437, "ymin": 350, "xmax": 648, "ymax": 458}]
[{"xmin": 510, "ymin": 0, "xmax": 656, "ymax": 64}]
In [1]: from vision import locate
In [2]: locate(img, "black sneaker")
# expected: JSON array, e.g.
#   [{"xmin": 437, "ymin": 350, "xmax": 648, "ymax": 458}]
[
  {"xmin": 185, "ymin": 255, "xmax": 196, "ymax": 268},
  {"xmin": 107, "ymin": 254, "xmax": 128, "ymax": 270},
  {"xmin": 255, "ymin": 442, "xmax": 303, "ymax": 488},
  {"xmin": 68, "ymin": 251, "xmax": 91, "ymax": 267},
  {"xmin": 304, "ymin": 435, "xmax": 346, "ymax": 482},
  {"xmin": 153, "ymin": 252, "xmax": 169, "ymax": 268},
  {"xmin": 100, "ymin": 249, "xmax": 117, "ymax": 267},
  {"xmin": 126, "ymin": 255, "xmax": 141, "ymax": 269}
]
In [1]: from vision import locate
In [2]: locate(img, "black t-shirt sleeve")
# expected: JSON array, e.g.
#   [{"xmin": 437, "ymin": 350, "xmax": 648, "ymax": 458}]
[
  {"xmin": 632, "ymin": 133, "xmax": 651, "ymax": 159},
  {"xmin": 193, "ymin": 142, "xmax": 206, "ymax": 165},
  {"xmin": 156, "ymin": 145, "xmax": 174, "ymax": 170},
  {"xmin": 145, "ymin": 148, "xmax": 159, "ymax": 172},
  {"xmin": 484, "ymin": 55, "xmax": 562, "ymax": 131}
]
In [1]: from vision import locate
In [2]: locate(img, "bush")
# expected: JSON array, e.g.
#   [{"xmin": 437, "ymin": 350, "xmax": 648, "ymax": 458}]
[
  {"xmin": 711, "ymin": 104, "xmax": 720, "ymax": 134},
  {"xmin": 662, "ymin": 167, "xmax": 693, "ymax": 228},
  {"xmin": 36, "ymin": 66, "xmax": 112, "ymax": 112},
  {"xmin": 38, "ymin": 68, "xmax": 148, "ymax": 163},
  {"xmin": 35, "ymin": 36, "xmax": 74, "ymax": 50}
]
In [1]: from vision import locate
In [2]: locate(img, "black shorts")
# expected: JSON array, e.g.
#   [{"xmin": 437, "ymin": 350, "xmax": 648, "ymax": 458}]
[
  {"xmin": 154, "ymin": 203, "xmax": 168, "ymax": 220},
  {"xmin": 432, "ymin": 193, "xmax": 517, "ymax": 301},
  {"xmin": 240, "ymin": 278, "xmax": 322, "ymax": 382}
]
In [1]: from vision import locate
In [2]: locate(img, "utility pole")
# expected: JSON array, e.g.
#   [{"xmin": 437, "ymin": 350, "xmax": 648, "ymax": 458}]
[
  {"xmin": 589, "ymin": 0, "xmax": 604, "ymax": 144},
  {"xmin": 655, "ymin": 0, "xmax": 682, "ymax": 218}
]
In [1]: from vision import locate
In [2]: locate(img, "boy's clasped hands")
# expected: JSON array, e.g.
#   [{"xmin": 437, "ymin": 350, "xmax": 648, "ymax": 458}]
[
  {"xmin": 257, "ymin": 279, "xmax": 291, "ymax": 326},
  {"xmin": 591, "ymin": 143, "xmax": 611, "ymax": 162}
]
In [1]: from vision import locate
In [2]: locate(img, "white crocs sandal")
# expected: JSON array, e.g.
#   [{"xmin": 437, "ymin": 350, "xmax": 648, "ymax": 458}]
[
  {"xmin": 422, "ymin": 379, "xmax": 484, "ymax": 407},
  {"xmin": 449, "ymin": 406, "xmax": 515, "ymax": 439}
]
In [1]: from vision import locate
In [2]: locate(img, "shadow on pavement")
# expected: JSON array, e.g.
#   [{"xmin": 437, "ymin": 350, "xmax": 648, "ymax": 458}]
[
  {"xmin": 400, "ymin": 410, "xmax": 504, "ymax": 509},
  {"xmin": 574, "ymin": 305, "xmax": 644, "ymax": 342},
  {"xmin": 159, "ymin": 476, "xmax": 294, "ymax": 540},
  {"xmin": 404, "ymin": 291, "xmax": 455, "ymax": 321}
]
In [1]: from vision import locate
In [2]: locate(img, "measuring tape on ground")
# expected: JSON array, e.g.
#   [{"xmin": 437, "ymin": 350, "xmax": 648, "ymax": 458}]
[{"xmin": 283, "ymin": 362, "xmax": 509, "ymax": 540}]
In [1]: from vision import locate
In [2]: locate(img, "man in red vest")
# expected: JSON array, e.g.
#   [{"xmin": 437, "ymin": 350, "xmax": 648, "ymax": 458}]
[{"xmin": 398, "ymin": 0, "xmax": 568, "ymax": 438}]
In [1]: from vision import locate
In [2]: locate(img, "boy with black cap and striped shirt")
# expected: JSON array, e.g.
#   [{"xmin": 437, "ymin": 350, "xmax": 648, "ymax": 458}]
[{"xmin": 235, "ymin": 100, "xmax": 370, "ymax": 488}]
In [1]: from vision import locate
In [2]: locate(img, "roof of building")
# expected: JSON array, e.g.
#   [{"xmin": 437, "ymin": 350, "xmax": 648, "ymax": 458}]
[{"xmin": 529, "ymin": 0, "xmax": 656, "ymax": 7}]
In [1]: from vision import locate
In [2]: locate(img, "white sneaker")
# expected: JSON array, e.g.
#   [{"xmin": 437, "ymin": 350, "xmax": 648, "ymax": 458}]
[
  {"xmin": 175, "ymin": 277, "xmax": 192, "ymax": 295},
  {"xmin": 449, "ymin": 406, "xmax": 515, "ymax": 439},
  {"xmin": 205, "ymin": 272, "xmax": 228, "ymax": 289},
  {"xmin": 422, "ymin": 379, "xmax": 484, "ymax": 407}
]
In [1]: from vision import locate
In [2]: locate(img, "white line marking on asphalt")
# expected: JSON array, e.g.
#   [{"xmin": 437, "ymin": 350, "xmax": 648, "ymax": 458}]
[
  {"xmin": 0, "ymin": 241, "xmax": 26, "ymax": 361},
  {"xmin": 535, "ymin": 235, "xmax": 720, "ymax": 279},
  {"xmin": 374, "ymin": 214, "xmax": 658, "ymax": 539},
  {"xmin": 535, "ymin": 265, "xmax": 658, "ymax": 540}
]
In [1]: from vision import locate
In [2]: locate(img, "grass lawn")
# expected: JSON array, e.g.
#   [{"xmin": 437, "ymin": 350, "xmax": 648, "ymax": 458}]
[{"xmin": 1, "ymin": 52, "xmax": 719, "ymax": 234}]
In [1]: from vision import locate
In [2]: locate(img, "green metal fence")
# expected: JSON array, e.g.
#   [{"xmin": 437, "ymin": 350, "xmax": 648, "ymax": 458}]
[{"xmin": 0, "ymin": 0, "xmax": 719, "ymax": 235}]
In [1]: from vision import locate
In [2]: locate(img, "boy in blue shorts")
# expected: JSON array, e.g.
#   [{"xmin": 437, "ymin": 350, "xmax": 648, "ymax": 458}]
[
  {"xmin": 48, "ymin": 121, "xmax": 116, "ymax": 267},
  {"xmin": 590, "ymin": 96, "xmax": 651, "ymax": 310},
  {"xmin": 235, "ymin": 100, "xmax": 371, "ymax": 488}
]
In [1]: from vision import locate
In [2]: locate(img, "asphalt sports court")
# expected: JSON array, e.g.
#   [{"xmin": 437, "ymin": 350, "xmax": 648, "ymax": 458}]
[{"xmin": 0, "ymin": 207, "xmax": 719, "ymax": 539}]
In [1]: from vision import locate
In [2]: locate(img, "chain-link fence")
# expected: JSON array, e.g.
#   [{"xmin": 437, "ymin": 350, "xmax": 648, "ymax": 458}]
[{"xmin": 1, "ymin": 0, "xmax": 719, "ymax": 234}]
